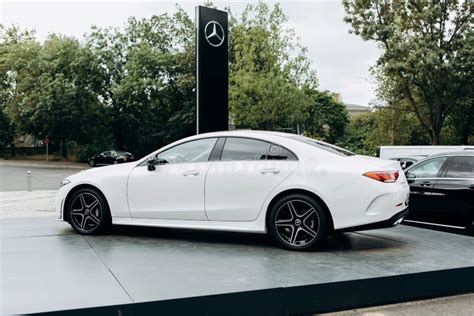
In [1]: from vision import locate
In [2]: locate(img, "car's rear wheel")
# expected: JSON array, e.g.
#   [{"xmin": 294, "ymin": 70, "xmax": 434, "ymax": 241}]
[
  {"xmin": 66, "ymin": 188, "xmax": 110, "ymax": 235},
  {"xmin": 268, "ymin": 193, "xmax": 328, "ymax": 251},
  {"xmin": 89, "ymin": 160, "xmax": 95, "ymax": 167}
]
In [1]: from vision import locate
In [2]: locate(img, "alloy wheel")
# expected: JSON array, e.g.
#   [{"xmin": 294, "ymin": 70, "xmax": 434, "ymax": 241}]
[
  {"xmin": 275, "ymin": 200, "xmax": 320, "ymax": 247},
  {"xmin": 70, "ymin": 192, "xmax": 102, "ymax": 232}
]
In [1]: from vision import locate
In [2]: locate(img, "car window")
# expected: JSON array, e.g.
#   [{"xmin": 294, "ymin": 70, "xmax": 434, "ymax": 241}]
[
  {"xmin": 444, "ymin": 156, "xmax": 474, "ymax": 178},
  {"xmin": 221, "ymin": 138, "xmax": 269, "ymax": 161},
  {"xmin": 157, "ymin": 138, "xmax": 217, "ymax": 164},
  {"xmin": 289, "ymin": 135, "xmax": 354, "ymax": 157},
  {"xmin": 102, "ymin": 151, "xmax": 110, "ymax": 156},
  {"xmin": 267, "ymin": 144, "xmax": 297, "ymax": 160},
  {"xmin": 407, "ymin": 157, "xmax": 447, "ymax": 178}
]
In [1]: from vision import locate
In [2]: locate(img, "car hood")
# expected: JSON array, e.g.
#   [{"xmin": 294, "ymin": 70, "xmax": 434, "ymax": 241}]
[{"xmin": 66, "ymin": 162, "xmax": 137, "ymax": 182}]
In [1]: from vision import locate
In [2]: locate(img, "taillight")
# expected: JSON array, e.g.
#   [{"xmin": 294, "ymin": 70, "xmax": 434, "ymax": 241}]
[{"xmin": 363, "ymin": 170, "xmax": 399, "ymax": 183}]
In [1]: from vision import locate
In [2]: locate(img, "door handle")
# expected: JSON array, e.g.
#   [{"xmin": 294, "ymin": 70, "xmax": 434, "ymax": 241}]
[
  {"xmin": 183, "ymin": 170, "xmax": 199, "ymax": 176},
  {"xmin": 420, "ymin": 181, "xmax": 431, "ymax": 187},
  {"xmin": 261, "ymin": 168, "xmax": 280, "ymax": 175}
]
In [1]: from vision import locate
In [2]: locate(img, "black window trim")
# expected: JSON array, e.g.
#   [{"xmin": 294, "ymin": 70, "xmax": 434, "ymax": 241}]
[
  {"xmin": 215, "ymin": 136, "xmax": 299, "ymax": 162},
  {"xmin": 209, "ymin": 137, "xmax": 226, "ymax": 161}
]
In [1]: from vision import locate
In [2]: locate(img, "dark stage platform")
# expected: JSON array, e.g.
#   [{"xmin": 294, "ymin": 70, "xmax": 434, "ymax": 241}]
[{"xmin": 1, "ymin": 216, "xmax": 473, "ymax": 315}]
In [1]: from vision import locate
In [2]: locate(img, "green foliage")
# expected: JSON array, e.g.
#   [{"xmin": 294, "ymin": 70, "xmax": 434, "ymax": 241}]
[
  {"xmin": 0, "ymin": 27, "xmax": 107, "ymax": 157},
  {"xmin": 304, "ymin": 91, "xmax": 349, "ymax": 143},
  {"xmin": 337, "ymin": 113, "xmax": 376, "ymax": 155},
  {"xmin": 228, "ymin": 2, "xmax": 318, "ymax": 130},
  {"xmin": 86, "ymin": 6, "xmax": 196, "ymax": 157},
  {"xmin": 0, "ymin": 3, "xmax": 347, "ymax": 159},
  {"xmin": 344, "ymin": 0, "xmax": 473, "ymax": 144}
]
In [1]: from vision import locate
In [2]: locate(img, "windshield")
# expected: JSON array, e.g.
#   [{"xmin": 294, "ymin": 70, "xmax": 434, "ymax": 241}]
[{"xmin": 290, "ymin": 135, "xmax": 354, "ymax": 157}]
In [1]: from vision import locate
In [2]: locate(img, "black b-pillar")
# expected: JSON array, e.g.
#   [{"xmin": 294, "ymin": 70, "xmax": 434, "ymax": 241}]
[{"xmin": 195, "ymin": 6, "xmax": 228, "ymax": 134}]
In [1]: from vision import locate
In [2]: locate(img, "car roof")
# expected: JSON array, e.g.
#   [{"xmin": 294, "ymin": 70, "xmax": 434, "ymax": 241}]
[
  {"xmin": 195, "ymin": 130, "xmax": 293, "ymax": 137},
  {"xmin": 390, "ymin": 156, "xmax": 424, "ymax": 160},
  {"xmin": 428, "ymin": 151, "xmax": 474, "ymax": 158}
]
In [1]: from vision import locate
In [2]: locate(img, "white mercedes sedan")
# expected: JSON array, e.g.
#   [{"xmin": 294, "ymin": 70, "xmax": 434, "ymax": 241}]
[{"xmin": 56, "ymin": 130, "xmax": 409, "ymax": 250}]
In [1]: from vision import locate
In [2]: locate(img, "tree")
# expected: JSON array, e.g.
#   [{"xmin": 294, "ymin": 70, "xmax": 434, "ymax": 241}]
[
  {"xmin": 303, "ymin": 90, "xmax": 349, "ymax": 143},
  {"xmin": 228, "ymin": 2, "xmax": 318, "ymax": 130},
  {"xmin": 444, "ymin": 99, "xmax": 473, "ymax": 144},
  {"xmin": 0, "ymin": 29, "xmax": 106, "ymax": 158},
  {"xmin": 344, "ymin": 0, "xmax": 473, "ymax": 144},
  {"xmin": 86, "ymin": 6, "xmax": 196, "ymax": 155},
  {"xmin": 337, "ymin": 112, "xmax": 377, "ymax": 155}
]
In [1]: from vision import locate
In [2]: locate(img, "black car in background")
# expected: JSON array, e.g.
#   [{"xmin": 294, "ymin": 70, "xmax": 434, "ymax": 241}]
[
  {"xmin": 404, "ymin": 151, "xmax": 474, "ymax": 235},
  {"xmin": 88, "ymin": 151, "xmax": 135, "ymax": 167}
]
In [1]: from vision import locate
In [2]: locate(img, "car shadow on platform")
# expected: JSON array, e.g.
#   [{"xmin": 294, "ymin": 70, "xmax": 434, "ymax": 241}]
[{"xmin": 105, "ymin": 224, "xmax": 403, "ymax": 252}]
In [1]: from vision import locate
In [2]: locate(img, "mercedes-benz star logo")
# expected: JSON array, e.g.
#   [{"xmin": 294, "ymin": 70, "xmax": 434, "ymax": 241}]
[{"xmin": 204, "ymin": 21, "xmax": 225, "ymax": 47}]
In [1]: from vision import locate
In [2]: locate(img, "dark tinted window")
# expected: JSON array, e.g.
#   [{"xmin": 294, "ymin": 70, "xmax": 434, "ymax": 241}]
[
  {"xmin": 445, "ymin": 156, "xmax": 474, "ymax": 178},
  {"xmin": 221, "ymin": 138, "xmax": 269, "ymax": 161},
  {"xmin": 267, "ymin": 144, "xmax": 297, "ymax": 160}
]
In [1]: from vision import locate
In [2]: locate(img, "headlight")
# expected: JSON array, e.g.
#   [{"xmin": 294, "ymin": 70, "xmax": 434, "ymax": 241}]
[{"xmin": 60, "ymin": 179, "xmax": 71, "ymax": 188}]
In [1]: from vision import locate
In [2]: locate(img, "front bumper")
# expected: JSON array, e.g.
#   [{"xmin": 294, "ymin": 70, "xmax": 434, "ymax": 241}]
[
  {"xmin": 335, "ymin": 208, "xmax": 409, "ymax": 233},
  {"xmin": 55, "ymin": 186, "xmax": 70, "ymax": 221}
]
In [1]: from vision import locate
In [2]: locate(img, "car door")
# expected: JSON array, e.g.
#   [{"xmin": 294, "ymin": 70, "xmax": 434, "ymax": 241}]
[
  {"xmin": 204, "ymin": 137, "xmax": 298, "ymax": 221},
  {"xmin": 405, "ymin": 156, "xmax": 448, "ymax": 222},
  {"xmin": 429, "ymin": 156, "xmax": 474, "ymax": 228},
  {"xmin": 127, "ymin": 137, "xmax": 218, "ymax": 220}
]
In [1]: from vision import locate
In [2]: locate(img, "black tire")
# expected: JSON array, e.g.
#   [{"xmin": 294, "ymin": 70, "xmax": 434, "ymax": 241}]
[
  {"xmin": 113, "ymin": 160, "xmax": 118, "ymax": 165},
  {"xmin": 66, "ymin": 188, "xmax": 111, "ymax": 235},
  {"xmin": 89, "ymin": 160, "xmax": 95, "ymax": 167},
  {"xmin": 268, "ymin": 193, "xmax": 328, "ymax": 251}
]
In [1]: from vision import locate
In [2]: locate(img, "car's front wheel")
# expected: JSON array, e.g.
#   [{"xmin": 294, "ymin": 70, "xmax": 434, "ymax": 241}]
[
  {"xmin": 89, "ymin": 160, "xmax": 95, "ymax": 167},
  {"xmin": 268, "ymin": 193, "xmax": 328, "ymax": 251},
  {"xmin": 66, "ymin": 188, "xmax": 111, "ymax": 235}
]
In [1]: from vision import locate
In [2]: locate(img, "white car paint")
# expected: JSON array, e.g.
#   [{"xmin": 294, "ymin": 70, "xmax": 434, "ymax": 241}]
[{"xmin": 56, "ymin": 130, "xmax": 409, "ymax": 233}]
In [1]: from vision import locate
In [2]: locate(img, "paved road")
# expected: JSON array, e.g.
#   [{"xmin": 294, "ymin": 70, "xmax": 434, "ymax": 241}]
[
  {"xmin": 0, "ymin": 165, "xmax": 82, "ymax": 191},
  {"xmin": 321, "ymin": 293, "xmax": 474, "ymax": 315}
]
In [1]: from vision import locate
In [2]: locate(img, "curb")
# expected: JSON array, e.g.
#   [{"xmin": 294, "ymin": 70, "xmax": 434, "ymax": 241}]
[{"xmin": 0, "ymin": 161, "xmax": 88, "ymax": 170}]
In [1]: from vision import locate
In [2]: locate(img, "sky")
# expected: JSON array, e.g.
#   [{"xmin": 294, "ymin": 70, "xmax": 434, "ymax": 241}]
[{"xmin": 1, "ymin": 0, "xmax": 380, "ymax": 106}]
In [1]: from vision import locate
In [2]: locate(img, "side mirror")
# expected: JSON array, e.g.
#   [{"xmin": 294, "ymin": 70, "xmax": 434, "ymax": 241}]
[
  {"xmin": 147, "ymin": 156, "xmax": 167, "ymax": 171},
  {"xmin": 406, "ymin": 172, "xmax": 416, "ymax": 183},
  {"xmin": 147, "ymin": 157, "xmax": 156, "ymax": 171}
]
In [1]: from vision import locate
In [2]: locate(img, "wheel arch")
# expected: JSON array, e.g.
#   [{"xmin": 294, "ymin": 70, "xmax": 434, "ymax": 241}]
[
  {"xmin": 63, "ymin": 184, "xmax": 110, "ymax": 223},
  {"xmin": 265, "ymin": 188, "xmax": 335, "ymax": 232}
]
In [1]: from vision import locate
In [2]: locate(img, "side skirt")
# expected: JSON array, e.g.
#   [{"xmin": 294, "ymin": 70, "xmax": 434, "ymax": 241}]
[{"xmin": 112, "ymin": 217, "xmax": 267, "ymax": 234}]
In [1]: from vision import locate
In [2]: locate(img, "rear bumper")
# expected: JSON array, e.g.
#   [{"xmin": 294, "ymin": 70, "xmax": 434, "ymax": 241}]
[{"xmin": 336, "ymin": 208, "xmax": 409, "ymax": 233}]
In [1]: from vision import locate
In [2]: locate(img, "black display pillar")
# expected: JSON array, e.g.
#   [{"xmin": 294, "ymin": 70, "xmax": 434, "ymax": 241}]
[{"xmin": 195, "ymin": 6, "xmax": 228, "ymax": 134}]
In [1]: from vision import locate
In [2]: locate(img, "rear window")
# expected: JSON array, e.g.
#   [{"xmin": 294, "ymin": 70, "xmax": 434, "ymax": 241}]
[
  {"xmin": 445, "ymin": 156, "xmax": 474, "ymax": 178},
  {"xmin": 290, "ymin": 135, "xmax": 354, "ymax": 157},
  {"xmin": 267, "ymin": 144, "xmax": 297, "ymax": 160},
  {"xmin": 221, "ymin": 138, "xmax": 269, "ymax": 161}
]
